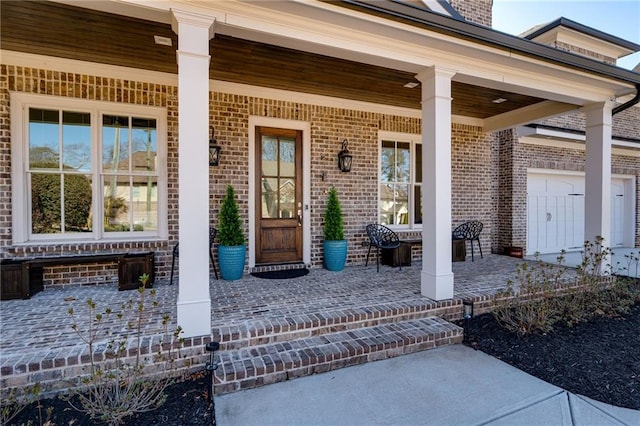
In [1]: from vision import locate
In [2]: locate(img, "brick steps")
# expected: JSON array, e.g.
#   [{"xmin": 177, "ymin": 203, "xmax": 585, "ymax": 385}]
[
  {"xmin": 213, "ymin": 316, "xmax": 463, "ymax": 394},
  {"xmin": 212, "ymin": 300, "xmax": 462, "ymax": 352}
]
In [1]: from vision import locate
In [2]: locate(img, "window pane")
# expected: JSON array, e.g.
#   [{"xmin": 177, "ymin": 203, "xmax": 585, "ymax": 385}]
[
  {"xmin": 29, "ymin": 108, "xmax": 60, "ymax": 169},
  {"xmin": 62, "ymin": 111, "xmax": 91, "ymax": 172},
  {"xmin": 132, "ymin": 177, "xmax": 157, "ymax": 231},
  {"xmin": 395, "ymin": 184, "xmax": 409, "ymax": 225},
  {"xmin": 279, "ymin": 138, "xmax": 295, "ymax": 177},
  {"xmin": 261, "ymin": 177, "xmax": 278, "ymax": 219},
  {"xmin": 396, "ymin": 142, "xmax": 410, "ymax": 183},
  {"xmin": 104, "ymin": 178, "xmax": 131, "ymax": 232},
  {"xmin": 102, "ymin": 115, "xmax": 130, "ymax": 171},
  {"xmin": 380, "ymin": 183, "xmax": 394, "ymax": 225},
  {"xmin": 261, "ymin": 137, "xmax": 278, "ymax": 176},
  {"xmin": 414, "ymin": 185, "xmax": 422, "ymax": 225},
  {"xmin": 31, "ymin": 172, "xmax": 62, "ymax": 233},
  {"xmin": 415, "ymin": 144, "xmax": 422, "ymax": 183},
  {"xmin": 132, "ymin": 118, "xmax": 157, "ymax": 173},
  {"xmin": 381, "ymin": 140, "xmax": 395, "ymax": 182},
  {"xmin": 64, "ymin": 174, "xmax": 93, "ymax": 232},
  {"xmin": 279, "ymin": 178, "xmax": 295, "ymax": 218}
]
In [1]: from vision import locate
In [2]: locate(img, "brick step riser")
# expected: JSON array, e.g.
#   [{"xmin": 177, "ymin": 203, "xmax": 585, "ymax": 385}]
[
  {"xmin": 213, "ymin": 319, "xmax": 463, "ymax": 395},
  {"xmin": 215, "ymin": 304, "xmax": 463, "ymax": 351}
]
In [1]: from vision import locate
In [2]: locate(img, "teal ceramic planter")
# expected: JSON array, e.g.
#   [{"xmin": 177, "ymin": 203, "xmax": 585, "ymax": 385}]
[
  {"xmin": 218, "ymin": 245, "xmax": 246, "ymax": 280},
  {"xmin": 323, "ymin": 240, "xmax": 347, "ymax": 271}
]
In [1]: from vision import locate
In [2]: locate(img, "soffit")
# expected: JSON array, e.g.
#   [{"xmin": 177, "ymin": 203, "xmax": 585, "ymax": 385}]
[{"xmin": 1, "ymin": 0, "xmax": 548, "ymax": 118}]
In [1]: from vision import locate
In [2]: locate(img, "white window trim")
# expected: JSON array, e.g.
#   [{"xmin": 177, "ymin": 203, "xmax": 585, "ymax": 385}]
[
  {"xmin": 11, "ymin": 92, "xmax": 168, "ymax": 244},
  {"xmin": 378, "ymin": 131, "xmax": 422, "ymax": 231}
]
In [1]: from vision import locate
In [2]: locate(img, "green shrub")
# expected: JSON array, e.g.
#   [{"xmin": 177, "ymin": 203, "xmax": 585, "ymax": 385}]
[
  {"xmin": 218, "ymin": 185, "xmax": 245, "ymax": 246},
  {"xmin": 323, "ymin": 187, "xmax": 344, "ymax": 241}
]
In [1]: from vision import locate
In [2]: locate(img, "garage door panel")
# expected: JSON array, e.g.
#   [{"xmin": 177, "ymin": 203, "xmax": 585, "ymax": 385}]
[{"xmin": 527, "ymin": 173, "xmax": 630, "ymax": 255}]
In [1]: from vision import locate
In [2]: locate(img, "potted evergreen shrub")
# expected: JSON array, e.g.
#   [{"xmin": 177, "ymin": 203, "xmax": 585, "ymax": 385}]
[
  {"xmin": 323, "ymin": 186, "xmax": 347, "ymax": 271},
  {"xmin": 217, "ymin": 185, "xmax": 246, "ymax": 280}
]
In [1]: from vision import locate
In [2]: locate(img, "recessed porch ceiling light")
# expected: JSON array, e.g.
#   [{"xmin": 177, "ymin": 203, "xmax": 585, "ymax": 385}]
[
  {"xmin": 492, "ymin": 98, "xmax": 508, "ymax": 104},
  {"xmin": 403, "ymin": 82, "xmax": 419, "ymax": 88},
  {"xmin": 154, "ymin": 35, "xmax": 173, "ymax": 46}
]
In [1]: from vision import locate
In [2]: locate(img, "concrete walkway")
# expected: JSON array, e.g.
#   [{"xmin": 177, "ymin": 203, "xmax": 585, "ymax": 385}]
[{"xmin": 214, "ymin": 345, "xmax": 639, "ymax": 426}]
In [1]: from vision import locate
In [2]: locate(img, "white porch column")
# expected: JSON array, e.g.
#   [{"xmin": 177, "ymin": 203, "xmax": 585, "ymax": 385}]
[
  {"xmin": 172, "ymin": 10, "xmax": 214, "ymax": 337},
  {"xmin": 583, "ymin": 101, "xmax": 613, "ymax": 270},
  {"xmin": 416, "ymin": 67, "xmax": 456, "ymax": 300}
]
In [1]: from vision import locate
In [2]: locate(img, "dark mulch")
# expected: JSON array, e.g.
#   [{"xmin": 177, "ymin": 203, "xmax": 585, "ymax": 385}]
[
  {"xmin": 8, "ymin": 371, "xmax": 215, "ymax": 425},
  {"xmin": 462, "ymin": 302, "xmax": 640, "ymax": 410}
]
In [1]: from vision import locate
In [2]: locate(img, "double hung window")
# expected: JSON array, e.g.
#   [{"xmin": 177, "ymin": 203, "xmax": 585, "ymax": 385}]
[
  {"xmin": 379, "ymin": 133, "xmax": 422, "ymax": 229},
  {"xmin": 12, "ymin": 94, "xmax": 166, "ymax": 243}
]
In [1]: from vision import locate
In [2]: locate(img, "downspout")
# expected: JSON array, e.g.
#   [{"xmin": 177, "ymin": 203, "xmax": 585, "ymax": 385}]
[{"xmin": 612, "ymin": 83, "xmax": 640, "ymax": 115}]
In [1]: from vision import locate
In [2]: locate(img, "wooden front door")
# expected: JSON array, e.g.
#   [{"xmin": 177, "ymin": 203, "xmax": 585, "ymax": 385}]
[{"xmin": 255, "ymin": 127, "xmax": 303, "ymax": 264}]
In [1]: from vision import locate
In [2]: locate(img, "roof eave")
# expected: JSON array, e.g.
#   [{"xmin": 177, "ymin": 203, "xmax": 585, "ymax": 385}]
[{"xmin": 329, "ymin": 0, "xmax": 640, "ymax": 86}]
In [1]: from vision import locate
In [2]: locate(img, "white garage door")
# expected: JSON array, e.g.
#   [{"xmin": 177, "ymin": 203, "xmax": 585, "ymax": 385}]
[{"xmin": 527, "ymin": 173, "xmax": 630, "ymax": 255}]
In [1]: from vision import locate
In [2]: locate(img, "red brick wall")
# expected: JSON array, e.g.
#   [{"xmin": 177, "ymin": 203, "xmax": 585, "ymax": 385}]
[
  {"xmin": 450, "ymin": 0, "xmax": 492, "ymax": 27},
  {"xmin": 0, "ymin": 65, "xmax": 176, "ymax": 287}
]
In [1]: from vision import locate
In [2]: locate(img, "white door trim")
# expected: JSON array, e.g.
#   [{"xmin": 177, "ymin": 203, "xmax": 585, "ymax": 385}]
[{"xmin": 248, "ymin": 116, "xmax": 311, "ymax": 268}]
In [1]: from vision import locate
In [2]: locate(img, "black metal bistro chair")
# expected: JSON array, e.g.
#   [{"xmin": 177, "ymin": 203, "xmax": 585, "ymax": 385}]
[
  {"xmin": 170, "ymin": 227, "xmax": 219, "ymax": 285},
  {"xmin": 452, "ymin": 220, "xmax": 483, "ymax": 261},
  {"xmin": 365, "ymin": 224, "xmax": 401, "ymax": 272}
]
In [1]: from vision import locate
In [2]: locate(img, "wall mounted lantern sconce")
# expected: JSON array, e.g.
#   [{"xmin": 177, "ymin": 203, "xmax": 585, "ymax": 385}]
[
  {"xmin": 209, "ymin": 126, "xmax": 222, "ymax": 166},
  {"xmin": 337, "ymin": 139, "xmax": 353, "ymax": 172}
]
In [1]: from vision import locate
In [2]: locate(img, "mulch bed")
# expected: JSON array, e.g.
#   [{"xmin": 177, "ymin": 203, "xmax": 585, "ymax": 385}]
[
  {"xmin": 462, "ymin": 302, "xmax": 640, "ymax": 410},
  {"xmin": 8, "ymin": 371, "xmax": 215, "ymax": 425}
]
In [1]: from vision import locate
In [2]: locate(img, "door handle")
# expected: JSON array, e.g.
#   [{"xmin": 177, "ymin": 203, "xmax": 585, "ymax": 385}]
[
  {"xmin": 297, "ymin": 209, "xmax": 302, "ymax": 226},
  {"xmin": 546, "ymin": 212, "xmax": 552, "ymax": 222}
]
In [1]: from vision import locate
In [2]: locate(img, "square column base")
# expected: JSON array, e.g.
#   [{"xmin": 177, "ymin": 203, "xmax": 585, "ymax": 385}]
[
  {"xmin": 421, "ymin": 270, "xmax": 454, "ymax": 300},
  {"xmin": 177, "ymin": 298, "xmax": 212, "ymax": 338}
]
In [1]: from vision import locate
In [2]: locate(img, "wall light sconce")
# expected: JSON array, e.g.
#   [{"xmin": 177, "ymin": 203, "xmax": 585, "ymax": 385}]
[
  {"xmin": 337, "ymin": 139, "xmax": 353, "ymax": 172},
  {"xmin": 209, "ymin": 127, "xmax": 221, "ymax": 166}
]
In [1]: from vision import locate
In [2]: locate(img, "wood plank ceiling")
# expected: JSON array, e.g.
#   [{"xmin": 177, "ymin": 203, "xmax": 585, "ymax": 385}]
[{"xmin": 1, "ymin": 0, "xmax": 544, "ymax": 118}]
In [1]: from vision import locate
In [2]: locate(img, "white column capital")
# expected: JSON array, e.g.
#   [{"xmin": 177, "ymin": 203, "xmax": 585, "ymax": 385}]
[
  {"xmin": 171, "ymin": 9, "xmax": 216, "ymax": 54},
  {"xmin": 581, "ymin": 101, "xmax": 615, "ymax": 129},
  {"xmin": 414, "ymin": 66, "xmax": 457, "ymax": 83}
]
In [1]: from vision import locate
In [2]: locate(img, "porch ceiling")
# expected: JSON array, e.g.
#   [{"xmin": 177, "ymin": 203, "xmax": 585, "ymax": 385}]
[{"xmin": 2, "ymin": 0, "xmax": 553, "ymax": 119}]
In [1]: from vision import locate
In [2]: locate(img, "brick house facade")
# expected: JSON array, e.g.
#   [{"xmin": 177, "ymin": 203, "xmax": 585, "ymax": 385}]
[{"xmin": 1, "ymin": 1, "xmax": 638, "ymax": 336}]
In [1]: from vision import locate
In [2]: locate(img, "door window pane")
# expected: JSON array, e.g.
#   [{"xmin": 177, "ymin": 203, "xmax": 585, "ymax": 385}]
[
  {"xmin": 279, "ymin": 139, "xmax": 295, "ymax": 177},
  {"xmin": 261, "ymin": 177, "xmax": 278, "ymax": 218},
  {"xmin": 261, "ymin": 137, "xmax": 278, "ymax": 176},
  {"xmin": 279, "ymin": 178, "xmax": 295, "ymax": 218}
]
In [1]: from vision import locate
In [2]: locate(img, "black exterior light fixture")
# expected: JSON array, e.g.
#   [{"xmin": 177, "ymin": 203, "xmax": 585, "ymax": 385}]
[
  {"xmin": 205, "ymin": 341, "xmax": 220, "ymax": 403},
  {"xmin": 462, "ymin": 299, "xmax": 474, "ymax": 343},
  {"xmin": 337, "ymin": 139, "xmax": 353, "ymax": 172},
  {"xmin": 209, "ymin": 126, "xmax": 221, "ymax": 166}
]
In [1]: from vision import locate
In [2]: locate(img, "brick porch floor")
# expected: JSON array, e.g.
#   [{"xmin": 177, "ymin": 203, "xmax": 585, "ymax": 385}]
[{"xmin": 0, "ymin": 254, "xmax": 559, "ymax": 395}]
